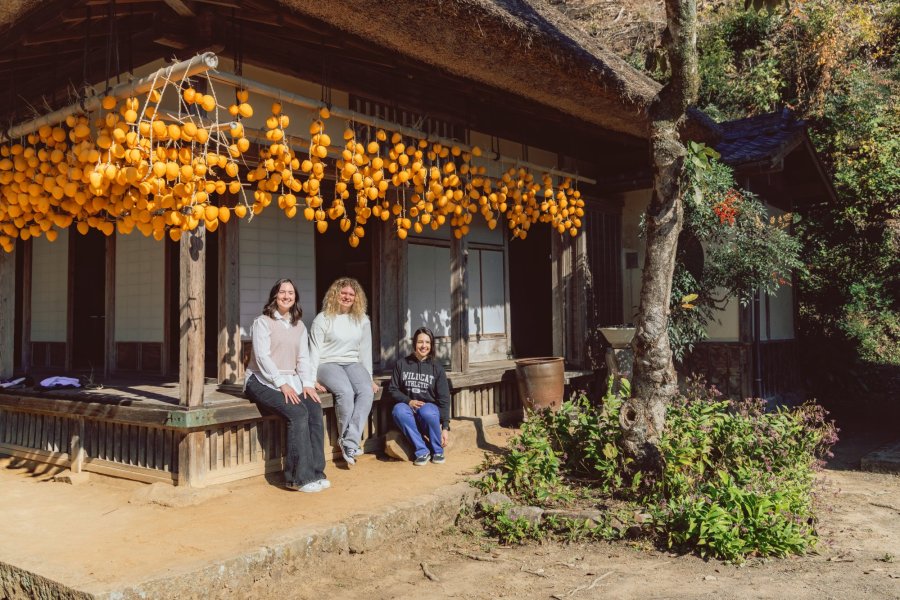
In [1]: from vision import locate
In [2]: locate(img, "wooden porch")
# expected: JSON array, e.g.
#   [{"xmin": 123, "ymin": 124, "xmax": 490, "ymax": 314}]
[{"xmin": 0, "ymin": 360, "xmax": 540, "ymax": 487}]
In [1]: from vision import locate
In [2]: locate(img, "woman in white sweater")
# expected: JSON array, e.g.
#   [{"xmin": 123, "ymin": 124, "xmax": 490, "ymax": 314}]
[{"xmin": 309, "ymin": 277, "xmax": 379, "ymax": 467}]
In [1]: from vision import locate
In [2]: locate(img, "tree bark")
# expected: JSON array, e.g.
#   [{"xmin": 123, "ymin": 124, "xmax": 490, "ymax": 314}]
[{"xmin": 621, "ymin": 0, "xmax": 698, "ymax": 467}]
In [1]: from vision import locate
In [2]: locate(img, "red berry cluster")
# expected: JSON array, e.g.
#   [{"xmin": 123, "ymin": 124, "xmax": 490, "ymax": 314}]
[{"xmin": 712, "ymin": 189, "xmax": 742, "ymax": 226}]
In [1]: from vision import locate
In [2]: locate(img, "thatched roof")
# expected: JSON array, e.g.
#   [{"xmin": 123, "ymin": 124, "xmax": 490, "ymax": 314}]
[
  {"xmin": 274, "ymin": 0, "xmax": 664, "ymax": 138},
  {"xmin": 0, "ymin": 0, "xmax": 718, "ymax": 141}
]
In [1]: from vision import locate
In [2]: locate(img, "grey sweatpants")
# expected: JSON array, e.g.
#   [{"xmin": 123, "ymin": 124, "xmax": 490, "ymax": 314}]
[{"xmin": 316, "ymin": 362, "xmax": 374, "ymax": 451}]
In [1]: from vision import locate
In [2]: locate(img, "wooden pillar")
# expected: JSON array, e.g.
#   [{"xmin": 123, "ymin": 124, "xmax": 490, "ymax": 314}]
[
  {"xmin": 69, "ymin": 419, "xmax": 85, "ymax": 473},
  {"xmin": 374, "ymin": 221, "xmax": 407, "ymax": 369},
  {"xmin": 105, "ymin": 234, "xmax": 116, "ymax": 378},
  {"xmin": 66, "ymin": 231, "xmax": 75, "ymax": 370},
  {"xmin": 551, "ymin": 233, "xmax": 565, "ymax": 359},
  {"xmin": 178, "ymin": 226, "xmax": 207, "ymax": 487},
  {"xmin": 20, "ymin": 240, "xmax": 32, "ymax": 372},
  {"xmin": 179, "ymin": 226, "xmax": 206, "ymax": 406},
  {"xmin": 0, "ymin": 246, "xmax": 15, "ymax": 378},
  {"xmin": 450, "ymin": 234, "xmax": 469, "ymax": 372},
  {"xmin": 218, "ymin": 210, "xmax": 241, "ymax": 383},
  {"xmin": 178, "ymin": 432, "xmax": 207, "ymax": 487}
]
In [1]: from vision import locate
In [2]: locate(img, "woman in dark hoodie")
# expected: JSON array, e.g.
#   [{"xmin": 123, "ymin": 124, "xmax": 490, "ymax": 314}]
[{"xmin": 387, "ymin": 327, "xmax": 451, "ymax": 465}]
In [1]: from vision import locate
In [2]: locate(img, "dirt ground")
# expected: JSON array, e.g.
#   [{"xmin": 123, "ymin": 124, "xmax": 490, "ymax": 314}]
[
  {"xmin": 1, "ymin": 424, "xmax": 898, "ymax": 599},
  {"xmin": 258, "ymin": 427, "xmax": 900, "ymax": 600}
]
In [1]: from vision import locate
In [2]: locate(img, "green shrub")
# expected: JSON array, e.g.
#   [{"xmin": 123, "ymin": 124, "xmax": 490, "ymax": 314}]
[{"xmin": 477, "ymin": 379, "xmax": 838, "ymax": 562}]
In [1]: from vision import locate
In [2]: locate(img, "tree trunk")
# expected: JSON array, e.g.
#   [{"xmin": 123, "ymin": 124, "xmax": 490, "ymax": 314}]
[{"xmin": 620, "ymin": 0, "xmax": 698, "ymax": 467}]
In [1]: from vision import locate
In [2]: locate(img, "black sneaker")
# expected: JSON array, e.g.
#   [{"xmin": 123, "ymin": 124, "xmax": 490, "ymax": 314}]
[
  {"xmin": 432, "ymin": 453, "xmax": 446, "ymax": 464},
  {"xmin": 413, "ymin": 454, "xmax": 431, "ymax": 466}
]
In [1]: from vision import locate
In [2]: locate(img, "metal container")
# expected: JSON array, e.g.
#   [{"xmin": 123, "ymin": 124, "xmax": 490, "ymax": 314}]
[{"xmin": 514, "ymin": 356, "xmax": 565, "ymax": 412}]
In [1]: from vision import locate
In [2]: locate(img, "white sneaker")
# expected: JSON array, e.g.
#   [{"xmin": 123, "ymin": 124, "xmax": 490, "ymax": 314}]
[
  {"xmin": 352, "ymin": 447, "xmax": 364, "ymax": 458},
  {"xmin": 341, "ymin": 445, "xmax": 356, "ymax": 467},
  {"xmin": 298, "ymin": 480, "xmax": 324, "ymax": 493},
  {"xmin": 317, "ymin": 478, "xmax": 331, "ymax": 490}
]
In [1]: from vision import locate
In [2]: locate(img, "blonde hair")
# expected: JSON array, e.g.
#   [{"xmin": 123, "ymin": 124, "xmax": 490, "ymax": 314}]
[{"xmin": 321, "ymin": 277, "xmax": 368, "ymax": 320}]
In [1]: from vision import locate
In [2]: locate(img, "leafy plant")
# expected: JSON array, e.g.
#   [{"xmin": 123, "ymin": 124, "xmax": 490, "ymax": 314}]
[{"xmin": 476, "ymin": 378, "xmax": 838, "ymax": 562}]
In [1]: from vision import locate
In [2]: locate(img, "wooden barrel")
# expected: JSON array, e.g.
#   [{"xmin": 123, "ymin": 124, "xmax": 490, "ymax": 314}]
[{"xmin": 514, "ymin": 357, "xmax": 565, "ymax": 412}]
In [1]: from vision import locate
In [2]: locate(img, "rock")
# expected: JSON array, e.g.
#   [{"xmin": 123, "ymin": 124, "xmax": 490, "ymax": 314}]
[
  {"xmin": 704, "ymin": 575, "xmax": 718, "ymax": 581},
  {"xmin": 478, "ymin": 492, "xmax": 512, "ymax": 510},
  {"xmin": 542, "ymin": 508, "xmax": 605, "ymax": 525},
  {"xmin": 506, "ymin": 505, "xmax": 544, "ymax": 525},
  {"xmin": 383, "ymin": 430, "xmax": 414, "ymax": 461}
]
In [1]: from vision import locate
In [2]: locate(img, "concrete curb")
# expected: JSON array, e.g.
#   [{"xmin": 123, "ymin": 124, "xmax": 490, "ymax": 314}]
[{"xmin": 99, "ymin": 482, "xmax": 480, "ymax": 599}]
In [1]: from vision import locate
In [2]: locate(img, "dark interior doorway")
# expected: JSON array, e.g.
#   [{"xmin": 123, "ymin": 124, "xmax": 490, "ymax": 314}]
[
  {"xmin": 509, "ymin": 226, "xmax": 553, "ymax": 358},
  {"xmin": 70, "ymin": 230, "xmax": 106, "ymax": 371},
  {"xmin": 314, "ymin": 220, "xmax": 373, "ymax": 312}
]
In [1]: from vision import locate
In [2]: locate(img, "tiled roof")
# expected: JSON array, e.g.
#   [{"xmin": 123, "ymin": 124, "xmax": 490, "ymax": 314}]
[{"xmin": 716, "ymin": 109, "xmax": 806, "ymax": 167}]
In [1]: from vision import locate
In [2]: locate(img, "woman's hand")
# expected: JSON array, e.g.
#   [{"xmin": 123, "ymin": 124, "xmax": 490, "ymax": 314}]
[
  {"xmin": 441, "ymin": 430, "xmax": 450, "ymax": 447},
  {"xmin": 371, "ymin": 381, "xmax": 380, "ymax": 394},
  {"xmin": 314, "ymin": 381, "xmax": 327, "ymax": 393},
  {"xmin": 279, "ymin": 384, "xmax": 301, "ymax": 404},
  {"xmin": 302, "ymin": 386, "xmax": 321, "ymax": 403},
  {"xmin": 408, "ymin": 399, "xmax": 425, "ymax": 410}
]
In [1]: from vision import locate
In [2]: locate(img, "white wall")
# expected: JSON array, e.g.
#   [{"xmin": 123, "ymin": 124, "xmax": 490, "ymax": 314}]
[
  {"xmin": 620, "ymin": 189, "xmax": 652, "ymax": 324},
  {"xmin": 407, "ymin": 243, "xmax": 452, "ymax": 338},
  {"xmin": 239, "ymin": 208, "xmax": 316, "ymax": 337},
  {"xmin": 115, "ymin": 233, "xmax": 164, "ymax": 342},
  {"xmin": 31, "ymin": 230, "xmax": 69, "ymax": 342}
]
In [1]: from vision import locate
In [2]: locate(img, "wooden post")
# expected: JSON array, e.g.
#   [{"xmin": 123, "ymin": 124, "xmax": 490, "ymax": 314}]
[
  {"xmin": 217, "ymin": 208, "xmax": 241, "ymax": 384},
  {"xmin": 66, "ymin": 231, "xmax": 75, "ymax": 370},
  {"xmin": 0, "ymin": 246, "xmax": 15, "ymax": 378},
  {"xmin": 69, "ymin": 418, "xmax": 85, "ymax": 473},
  {"xmin": 105, "ymin": 234, "xmax": 116, "ymax": 377},
  {"xmin": 178, "ymin": 431, "xmax": 207, "ymax": 487},
  {"xmin": 20, "ymin": 240, "xmax": 32, "ymax": 372},
  {"xmin": 550, "ymin": 233, "xmax": 565, "ymax": 358},
  {"xmin": 178, "ymin": 226, "xmax": 207, "ymax": 487},
  {"xmin": 450, "ymin": 234, "xmax": 469, "ymax": 372},
  {"xmin": 374, "ymin": 220, "xmax": 408, "ymax": 370},
  {"xmin": 179, "ymin": 226, "xmax": 206, "ymax": 407}
]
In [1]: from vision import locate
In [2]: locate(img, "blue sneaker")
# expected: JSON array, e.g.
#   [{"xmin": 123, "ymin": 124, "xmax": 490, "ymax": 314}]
[
  {"xmin": 432, "ymin": 453, "xmax": 446, "ymax": 464},
  {"xmin": 413, "ymin": 454, "xmax": 430, "ymax": 466}
]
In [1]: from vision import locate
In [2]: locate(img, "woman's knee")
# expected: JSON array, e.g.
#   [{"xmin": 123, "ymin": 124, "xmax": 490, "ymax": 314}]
[{"xmin": 392, "ymin": 402, "xmax": 415, "ymax": 420}]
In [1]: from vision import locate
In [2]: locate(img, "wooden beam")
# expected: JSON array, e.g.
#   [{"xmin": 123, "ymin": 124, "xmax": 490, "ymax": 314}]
[
  {"xmin": 105, "ymin": 234, "xmax": 117, "ymax": 378},
  {"xmin": 162, "ymin": 0, "xmax": 196, "ymax": 17},
  {"xmin": 0, "ymin": 247, "xmax": 15, "ymax": 378},
  {"xmin": 20, "ymin": 241, "xmax": 32, "ymax": 372},
  {"xmin": 179, "ymin": 226, "xmax": 206, "ymax": 407},
  {"xmin": 551, "ymin": 233, "xmax": 565, "ymax": 359},
  {"xmin": 217, "ymin": 205, "xmax": 241, "ymax": 384},
  {"xmin": 450, "ymin": 235, "xmax": 469, "ymax": 372}
]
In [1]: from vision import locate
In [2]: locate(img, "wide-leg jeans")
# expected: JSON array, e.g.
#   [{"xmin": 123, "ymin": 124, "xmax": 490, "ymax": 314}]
[{"xmin": 245, "ymin": 375, "xmax": 325, "ymax": 486}]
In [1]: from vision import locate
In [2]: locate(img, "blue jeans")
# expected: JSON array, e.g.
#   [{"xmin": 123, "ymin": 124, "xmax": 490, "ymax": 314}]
[
  {"xmin": 245, "ymin": 375, "xmax": 325, "ymax": 486},
  {"xmin": 392, "ymin": 402, "xmax": 443, "ymax": 458}
]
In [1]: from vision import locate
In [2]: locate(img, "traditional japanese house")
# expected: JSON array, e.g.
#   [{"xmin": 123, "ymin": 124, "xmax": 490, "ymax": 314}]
[{"xmin": 0, "ymin": 0, "xmax": 719, "ymax": 486}]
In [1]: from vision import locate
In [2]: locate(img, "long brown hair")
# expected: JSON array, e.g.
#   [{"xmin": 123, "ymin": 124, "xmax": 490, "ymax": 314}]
[
  {"xmin": 263, "ymin": 278, "xmax": 303, "ymax": 325},
  {"xmin": 321, "ymin": 277, "xmax": 367, "ymax": 320}
]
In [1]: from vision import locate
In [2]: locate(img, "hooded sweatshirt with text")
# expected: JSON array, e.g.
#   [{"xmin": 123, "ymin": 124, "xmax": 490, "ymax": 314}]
[{"xmin": 387, "ymin": 355, "xmax": 451, "ymax": 430}]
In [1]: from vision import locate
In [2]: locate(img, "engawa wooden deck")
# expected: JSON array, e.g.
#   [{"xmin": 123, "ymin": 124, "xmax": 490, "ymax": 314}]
[{"xmin": 0, "ymin": 361, "xmax": 535, "ymax": 487}]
